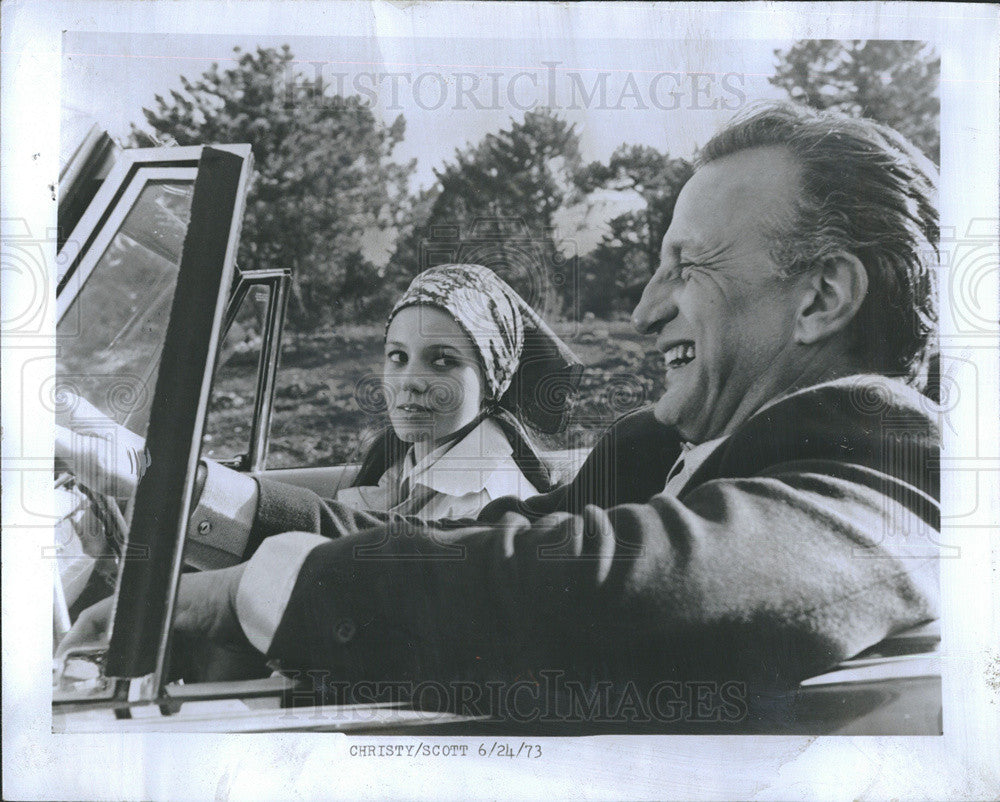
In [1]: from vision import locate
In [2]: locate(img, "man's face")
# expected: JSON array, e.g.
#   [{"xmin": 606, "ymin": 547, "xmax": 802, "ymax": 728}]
[{"xmin": 631, "ymin": 146, "xmax": 815, "ymax": 443}]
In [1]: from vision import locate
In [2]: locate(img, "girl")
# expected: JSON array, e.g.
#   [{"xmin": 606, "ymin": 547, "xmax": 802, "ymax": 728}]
[{"xmin": 336, "ymin": 264, "xmax": 580, "ymax": 520}]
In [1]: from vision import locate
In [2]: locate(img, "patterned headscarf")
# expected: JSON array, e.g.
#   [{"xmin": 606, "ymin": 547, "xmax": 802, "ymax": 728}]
[{"xmin": 388, "ymin": 264, "xmax": 526, "ymax": 401}]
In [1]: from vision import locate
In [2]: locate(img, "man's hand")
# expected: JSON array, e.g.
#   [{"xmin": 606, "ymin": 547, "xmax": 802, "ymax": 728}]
[
  {"xmin": 171, "ymin": 564, "xmax": 270, "ymax": 681},
  {"xmin": 172, "ymin": 565, "xmax": 250, "ymax": 644},
  {"xmin": 56, "ymin": 595, "xmax": 116, "ymax": 660},
  {"xmin": 54, "ymin": 391, "xmax": 147, "ymax": 500},
  {"xmin": 56, "ymin": 565, "xmax": 257, "ymax": 680}
]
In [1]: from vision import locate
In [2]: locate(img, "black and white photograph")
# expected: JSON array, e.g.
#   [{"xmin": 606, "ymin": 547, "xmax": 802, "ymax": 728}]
[{"xmin": 2, "ymin": 2, "xmax": 998, "ymax": 799}]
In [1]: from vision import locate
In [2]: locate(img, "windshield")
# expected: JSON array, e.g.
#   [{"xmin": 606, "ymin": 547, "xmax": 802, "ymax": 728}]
[{"xmin": 57, "ymin": 179, "xmax": 194, "ymax": 436}]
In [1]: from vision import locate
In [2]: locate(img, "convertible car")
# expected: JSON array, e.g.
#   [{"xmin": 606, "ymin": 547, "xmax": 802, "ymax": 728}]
[{"xmin": 51, "ymin": 140, "xmax": 941, "ymax": 734}]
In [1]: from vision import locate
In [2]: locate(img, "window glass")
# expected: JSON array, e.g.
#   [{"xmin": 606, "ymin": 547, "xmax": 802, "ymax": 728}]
[
  {"xmin": 201, "ymin": 284, "xmax": 271, "ymax": 466},
  {"xmin": 56, "ymin": 179, "xmax": 195, "ymax": 438},
  {"xmin": 266, "ymin": 329, "xmax": 387, "ymax": 469}
]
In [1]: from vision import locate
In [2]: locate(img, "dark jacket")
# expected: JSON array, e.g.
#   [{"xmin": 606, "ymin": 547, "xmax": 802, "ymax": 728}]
[{"xmin": 255, "ymin": 375, "xmax": 940, "ymax": 721}]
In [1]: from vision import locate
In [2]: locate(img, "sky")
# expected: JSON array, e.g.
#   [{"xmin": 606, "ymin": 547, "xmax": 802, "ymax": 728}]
[{"xmin": 62, "ymin": 32, "xmax": 792, "ymax": 191}]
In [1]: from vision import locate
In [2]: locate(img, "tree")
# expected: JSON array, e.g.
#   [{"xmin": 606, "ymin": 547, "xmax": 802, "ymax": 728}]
[
  {"xmin": 571, "ymin": 146, "xmax": 693, "ymax": 316},
  {"xmin": 131, "ymin": 45, "xmax": 415, "ymax": 329},
  {"xmin": 770, "ymin": 40, "xmax": 940, "ymax": 163},
  {"xmin": 393, "ymin": 108, "xmax": 582, "ymax": 319}
]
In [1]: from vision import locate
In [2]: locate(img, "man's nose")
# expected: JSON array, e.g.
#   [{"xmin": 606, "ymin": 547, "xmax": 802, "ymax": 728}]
[{"xmin": 631, "ymin": 273, "xmax": 679, "ymax": 336}]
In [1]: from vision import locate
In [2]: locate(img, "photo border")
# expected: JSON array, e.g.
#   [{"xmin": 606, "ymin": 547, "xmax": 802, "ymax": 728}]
[{"xmin": 3, "ymin": 2, "xmax": 997, "ymax": 799}]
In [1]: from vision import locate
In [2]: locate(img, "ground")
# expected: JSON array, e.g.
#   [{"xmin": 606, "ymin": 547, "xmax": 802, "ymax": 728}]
[{"xmin": 203, "ymin": 319, "xmax": 667, "ymax": 470}]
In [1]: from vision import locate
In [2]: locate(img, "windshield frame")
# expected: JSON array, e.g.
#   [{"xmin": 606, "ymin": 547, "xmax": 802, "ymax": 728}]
[
  {"xmin": 57, "ymin": 149, "xmax": 205, "ymax": 437},
  {"xmin": 54, "ymin": 143, "xmax": 254, "ymax": 699},
  {"xmin": 102, "ymin": 145, "xmax": 254, "ymax": 688}
]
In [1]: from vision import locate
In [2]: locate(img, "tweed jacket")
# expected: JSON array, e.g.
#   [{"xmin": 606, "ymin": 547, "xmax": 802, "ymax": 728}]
[{"xmin": 242, "ymin": 375, "xmax": 939, "ymax": 715}]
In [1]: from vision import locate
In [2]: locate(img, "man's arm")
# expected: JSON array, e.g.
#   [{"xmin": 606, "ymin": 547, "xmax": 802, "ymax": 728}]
[
  {"xmin": 188, "ymin": 406, "xmax": 682, "ymax": 566},
  {"xmin": 254, "ymin": 459, "xmax": 938, "ymax": 691},
  {"xmin": 184, "ymin": 463, "xmax": 436, "ymax": 568}
]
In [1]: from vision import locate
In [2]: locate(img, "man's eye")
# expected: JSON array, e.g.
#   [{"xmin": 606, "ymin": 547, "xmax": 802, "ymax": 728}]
[{"xmin": 677, "ymin": 263, "xmax": 696, "ymax": 279}]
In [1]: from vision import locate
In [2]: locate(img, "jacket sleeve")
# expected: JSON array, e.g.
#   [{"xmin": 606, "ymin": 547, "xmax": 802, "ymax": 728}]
[
  {"xmin": 247, "ymin": 475, "xmax": 429, "ymax": 553},
  {"xmin": 180, "ymin": 457, "xmax": 406, "ymax": 566},
  {"xmin": 475, "ymin": 406, "xmax": 682, "ymax": 522},
  {"xmin": 264, "ymin": 456, "xmax": 939, "ymax": 692},
  {"xmin": 246, "ymin": 407, "xmax": 680, "ymax": 551}
]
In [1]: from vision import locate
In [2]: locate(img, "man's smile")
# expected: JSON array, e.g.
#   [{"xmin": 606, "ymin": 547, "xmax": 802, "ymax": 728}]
[{"xmin": 663, "ymin": 341, "xmax": 696, "ymax": 370}]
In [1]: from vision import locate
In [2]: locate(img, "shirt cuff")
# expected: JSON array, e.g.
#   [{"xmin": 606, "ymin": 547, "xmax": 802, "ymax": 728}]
[
  {"xmin": 235, "ymin": 531, "xmax": 329, "ymax": 654},
  {"xmin": 184, "ymin": 459, "xmax": 259, "ymax": 570}
]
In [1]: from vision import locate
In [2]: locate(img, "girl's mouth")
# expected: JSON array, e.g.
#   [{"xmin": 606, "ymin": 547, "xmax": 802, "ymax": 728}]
[{"xmin": 396, "ymin": 402, "xmax": 432, "ymax": 413}]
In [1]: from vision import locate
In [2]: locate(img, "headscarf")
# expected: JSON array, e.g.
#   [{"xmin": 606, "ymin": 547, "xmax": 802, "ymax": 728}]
[
  {"xmin": 387, "ymin": 264, "xmax": 582, "ymax": 433},
  {"xmin": 389, "ymin": 264, "xmax": 525, "ymax": 402},
  {"xmin": 357, "ymin": 265, "xmax": 583, "ymax": 494}
]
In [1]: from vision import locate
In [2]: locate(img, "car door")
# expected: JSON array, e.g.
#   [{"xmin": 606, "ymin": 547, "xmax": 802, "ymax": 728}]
[{"xmin": 54, "ymin": 142, "xmax": 936, "ymax": 736}]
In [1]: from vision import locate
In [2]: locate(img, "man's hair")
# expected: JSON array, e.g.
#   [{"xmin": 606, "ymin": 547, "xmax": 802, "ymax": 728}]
[{"xmin": 699, "ymin": 102, "xmax": 939, "ymax": 388}]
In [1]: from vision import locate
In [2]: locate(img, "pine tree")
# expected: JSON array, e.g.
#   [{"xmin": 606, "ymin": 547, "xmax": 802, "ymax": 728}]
[
  {"xmin": 394, "ymin": 108, "xmax": 582, "ymax": 319},
  {"xmin": 572, "ymin": 145, "xmax": 693, "ymax": 316},
  {"xmin": 771, "ymin": 40, "xmax": 939, "ymax": 163},
  {"xmin": 132, "ymin": 45, "xmax": 415, "ymax": 329}
]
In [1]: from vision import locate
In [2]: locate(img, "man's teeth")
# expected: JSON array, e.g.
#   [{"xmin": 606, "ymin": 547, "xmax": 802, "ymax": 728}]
[{"xmin": 664, "ymin": 343, "xmax": 695, "ymax": 367}]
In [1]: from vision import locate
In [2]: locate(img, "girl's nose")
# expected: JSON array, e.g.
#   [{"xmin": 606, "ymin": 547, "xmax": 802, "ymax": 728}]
[{"xmin": 402, "ymin": 370, "xmax": 428, "ymax": 393}]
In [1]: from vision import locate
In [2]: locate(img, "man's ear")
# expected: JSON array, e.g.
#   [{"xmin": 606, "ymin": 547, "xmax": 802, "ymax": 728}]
[{"xmin": 794, "ymin": 252, "xmax": 869, "ymax": 345}]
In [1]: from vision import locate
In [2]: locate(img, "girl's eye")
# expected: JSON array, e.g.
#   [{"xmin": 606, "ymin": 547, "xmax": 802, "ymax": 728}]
[
  {"xmin": 431, "ymin": 354, "xmax": 458, "ymax": 369},
  {"xmin": 386, "ymin": 351, "xmax": 406, "ymax": 365}
]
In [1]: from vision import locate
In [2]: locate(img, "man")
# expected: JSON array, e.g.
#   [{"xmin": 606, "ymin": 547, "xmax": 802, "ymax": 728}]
[{"xmin": 63, "ymin": 102, "xmax": 941, "ymax": 726}]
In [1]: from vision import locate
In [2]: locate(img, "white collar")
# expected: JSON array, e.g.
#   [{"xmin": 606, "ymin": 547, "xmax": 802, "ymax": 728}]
[
  {"xmin": 666, "ymin": 434, "xmax": 728, "ymax": 491},
  {"xmin": 678, "ymin": 434, "xmax": 728, "ymax": 460},
  {"xmin": 401, "ymin": 417, "xmax": 518, "ymax": 497}
]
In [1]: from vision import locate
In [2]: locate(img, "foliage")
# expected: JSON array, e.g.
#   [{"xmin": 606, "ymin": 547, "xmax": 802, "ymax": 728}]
[
  {"xmin": 572, "ymin": 146, "xmax": 694, "ymax": 316},
  {"xmin": 393, "ymin": 108, "xmax": 583, "ymax": 319},
  {"xmin": 131, "ymin": 45, "xmax": 415, "ymax": 329},
  {"xmin": 770, "ymin": 40, "xmax": 940, "ymax": 162},
  {"xmin": 431, "ymin": 107, "xmax": 581, "ymax": 229},
  {"xmin": 126, "ymin": 42, "xmax": 936, "ymax": 329}
]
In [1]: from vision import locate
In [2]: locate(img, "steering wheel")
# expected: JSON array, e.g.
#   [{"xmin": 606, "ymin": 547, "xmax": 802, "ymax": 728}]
[
  {"xmin": 57, "ymin": 470, "xmax": 129, "ymax": 549},
  {"xmin": 53, "ymin": 468, "xmax": 130, "ymax": 626},
  {"xmin": 52, "ymin": 392, "xmax": 145, "ymax": 611}
]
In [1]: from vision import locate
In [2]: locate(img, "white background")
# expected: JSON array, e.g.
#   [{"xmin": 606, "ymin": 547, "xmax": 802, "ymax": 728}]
[{"xmin": 3, "ymin": 2, "xmax": 998, "ymax": 799}]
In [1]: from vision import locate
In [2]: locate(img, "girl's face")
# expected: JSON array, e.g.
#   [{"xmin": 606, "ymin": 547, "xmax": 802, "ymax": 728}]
[{"xmin": 383, "ymin": 305, "xmax": 485, "ymax": 445}]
